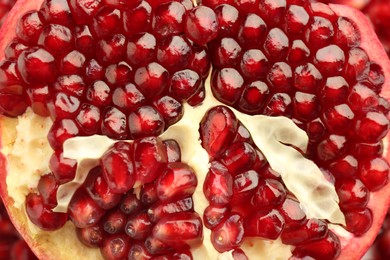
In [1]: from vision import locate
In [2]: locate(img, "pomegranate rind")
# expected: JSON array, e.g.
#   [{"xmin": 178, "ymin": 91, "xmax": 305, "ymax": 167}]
[{"xmin": 329, "ymin": 4, "xmax": 390, "ymax": 260}]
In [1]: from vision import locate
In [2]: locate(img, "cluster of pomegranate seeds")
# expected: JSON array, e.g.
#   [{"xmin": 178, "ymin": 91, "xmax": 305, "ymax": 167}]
[
  {"xmin": 0, "ymin": 200, "xmax": 37, "ymax": 259},
  {"xmin": 200, "ymin": 106, "xmax": 341, "ymax": 259},
  {"xmin": 0, "ymin": 0, "xmax": 216, "ymax": 145},
  {"xmin": 27, "ymin": 136, "xmax": 202, "ymax": 259},
  {"xmin": 198, "ymin": 0, "xmax": 389, "ymax": 244}
]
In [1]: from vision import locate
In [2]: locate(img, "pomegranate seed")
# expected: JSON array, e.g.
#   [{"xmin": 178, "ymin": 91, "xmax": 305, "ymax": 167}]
[
  {"xmin": 211, "ymin": 68, "xmax": 244, "ymax": 106},
  {"xmin": 60, "ymin": 50, "xmax": 86, "ymax": 74},
  {"xmin": 128, "ymin": 106, "xmax": 165, "ymax": 139},
  {"xmin": 133, "ymin": 136, "xmax": 167, "ymax": 184},
  {"xmin": 293, "ymin": 92, "xmax": 318, "ymax": 121},
  {"xmin": 204, "ymin": 161, "xmax": 233, "ymax": 206},
  {"xmin": 54, "ymin": 75, "xmax": 85, "ymax": 96},
  {"xmin": 74, "ymin": 25, "xmax": 95, "ymax": 57},
  {"xmin": 47, "ymin": 92, "xmax": 80, "ymax": 120},
  {"xmin": 127, "ymin": 32, "xmax": 156, "ymax": 67},
  {"xmin": 263, "ymin": 28, "xmax": 289, "ymax": 61},
  {"xmin": 232, "ymin": 248, "xmax": 248, "ymax": 260},
  {"xmin": 76, "ymin": 225, "xmax": 104, "ymax": 248},
  {"xmin": 163, "ymin": 139, "xmax": 181, "ymax": 163},
  {"xmin": 68, "ymin": 0, "xmax": 103, "ymax": 25},
  {"xmin": 149, "ymin": 197, "xmax": 194, "ymax": 222},
  {"xmin": 344, "ymin": 208, "xmax": 373, "ymax": 236},
  {"xmin": 259, "ymin": 0, "xmax": 286, "ymax": 26},
  {"xmin": 153, "ymin": 1, "xmax": 186, "ymax": 38},
  {"xmin": 100, "ymin": 141, "xmax": 135, "ymax": 194},
  {"xmin": 156, "ymin": 162, "xmax": 197, "ymax": 202},
  {"xmin": 91, "ymin": 7, "xmax": 121, "ymax": 39},
  {"xmin": 251, "ymin": 179, "xmax": 287, "ymax": 209},
  {"xmin": 336, "ymin": 179, "xmax": 369, "ymax": 210},
  {"xmin": 345, "ymin": 47, "xmax": 370, "ymax": 81},
  {"xmin": 288, "ymin": 39, "xmax": 310, "ymax": 64},
  {"xmin": 284, "ymin": 5, "xmax": 309, "ymax": 36},
  {"xmin": 293, "ymin": 232, "xmax": 341, "ymax": 260},
  {"xmin": 211, "ymin": 213, "xmax": 244, "ymax": 253},
  {"xmin": 112, "ymin": 83, "xmax": 145, "ymax": 112},
  {"xmin": 203, "ymin": 205, "xmax": 230, "ymax": 229},
  {"xmin": 281, "ymin": 219, "xmax": 328, "ymax": 245},
  {"xmin": 267, "ymin": 62, "xmax": 292, "ymax": 93},
  {"xmin": 210, "ymin": 37, "xmax": 242, "ymax": 69},
  {"xmin": 96, "ymin": 34, "xmax": 126, "ymax": 64},
  {"xmin": 68, "ymin": 188, "xmax": 105, "ymax": 229},
  {"xmin": 144, "ymin": 236, "xmax": 173, "ymax": 255},
  {"xmin": 359, "ymin": 156, "xmax": 390, "ymax": 191},
  {"xmin": 49, "ymin": 150, "xmax": 77, "ymax": 184},
  {"xmin": 238, "ymin": 81, "xmax": 269, "ymax": 114},
  {"xmin": 153, "ymin": 95, "xmax": 184, "ymax": 126},
  {"xmin": 84, "ymin": 166, "xmax": 121, "ymax": 210},
  {"xmin": 170, "ymin": 69, "xmax": 201, "ymax": 101},
  {"xmin": 134, "ymin": 62, "xmax": 169, "ymax": 99},
  {"xmin": 125, "ymin": 212, "xmax": 153, "ymax": 240},
  {"xmin": 316, "ymin": 135, "xmax": 347, "ymax": 163},
  {"xmin": 25, "ymin": 193, "xmax": 67, "ymax": 231},
  {"xmin": 153, "ymin": 212, "xmax": 203, "ymax": 250},
  {"xmin": 37, "ymin": 173, "xmax": 59, "ymax": 207},
  {"xmin": 200, "ymin": 106, "xmax": 238, "ymax": 158},
  {"xmin": 84, "ymin": 59, "xmax": 104, "ymax": 83},
  {"xmin": 38, "ymin": 24, "xmax": 73, "ymax": 57},
  {"xmin": 245, "ymin": 209, "xmax": 285, "ymax": 239},
  {"xmin": 76, "ymin": 103, "xmax": 101, "ymax": 135},
  {"xmin": 119, "ymin": 192, "xmax": 142, "ymax": 215},
  {"xmin": 101, "ymin": 107, "xmax": 128, "ymax": 139},
  {"xmin": 215, "ymin": 4, "xmax": 240, "ymax": 38},
  {"xmin": 100, "ymin": 234, "xmax": 131, "ymax": 260},
  {"xmin": 102, "ymin": 209, "xmax": 126, "ymax": 234},
  {"xmin": 354, "ymin": 111, "xmax": 390, "ymax": 143},
  {"xmin": 320, "ymin": 76, "xmax": 349, "ymax": 107},
  {"xmin": 122, "ymin": 0, "xmax": 152, "ymax": 37},
  {"xmin": 231, "ymin": 170, "xmax": 260, "ymax": 205},
  {"xmin": 220, "ymin": 142, "xmax": 257, "ymax": 175},
  {"xmin": 329, "ymin": 155, "xmax": 358, "ymax": 180},
  {"xmin": 47, "ymin": 118, "xmax": 80, "ymax": 150},
  {"xmin": 104, "ymin": 62, "xmax": 132, "ymax": 86},
  {"xmin": 184, "ymin": 6, "xmax": 218, "ymax": 45},
  {"xmin": 16, "ymin": 11, "xmax": 44, "ymax": 43},
  {"xmin": 86, "ymin": 80, "xmax": 111, "ymax": 107},
  {"xmin": 140, "ymin": 183, "xmax": 158, "ymax": 206},
  {"xmin": 128, "ymin": 243, "xmax": 152, "ymax": 260},
  {"xmin": 280, "ymin": 197, "xmax": 307, "ymax": 230},
  {"xmin": 322, "ymin": 104, "xmax": 355, "ymax": 134},
  {"xmin": 41, "ymin": 0, "xmax": 73, "ymax": 26},
  {"xmin": 238, "ymin": 13, "xmax": 267, "ymax": 47}
]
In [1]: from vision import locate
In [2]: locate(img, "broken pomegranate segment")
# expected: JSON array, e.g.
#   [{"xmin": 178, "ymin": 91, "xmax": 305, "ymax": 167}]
[{"xmin": 0, "ymin": 0, "xmax": 390, "ymax": 260}]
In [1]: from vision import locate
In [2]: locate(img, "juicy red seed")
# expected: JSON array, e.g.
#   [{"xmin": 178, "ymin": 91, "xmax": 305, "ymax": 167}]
[
  {"xmin": 348, "ymin": 82, "xmax": 379, "ymax": 112},
  {"xmin": 314, "ymin": 45, "xmax": 345, "ymax": 75},
  {"xmin": 244, "ymin": 209, "xmax": 285, "ymax": 239},
  {"xmin": 281, "ymin": 219, "xmax": 328, "ymax": 245},
  {"xmin": 38, "ymin": 24, "xmax": 73, "ymax": 56},
  {"xmin": 170, "ymin": 69, "xmax": 201, "ymax": 101},
  {"xmin": 112, "ymin": 83, "xmax": 145, "ymax": 111},
  {"xmin": 320, "ymin": 76, "xmax": 349, "ymax": 107},
  {"xmin": 47, "ymin": 92, "xmax": 80, "ymax": 120},
  {"xmin": 284, "ymin": 5, "xmax": 309, "ymax": 36},
  {"xmin": 353, "ymin": 142, "xmax": 384, "ymax": 159},
  {"xmin": 49, "ymin": 150, "xmax": 77, "ymax": 184},
  {"xmin": 354, "ymin": 111, "xmax": 390, "ymax": 143},
  {"xmin": 104, "ymin": 62, "xmax": 133, "ymax": 86},
  {"xmin": 232, "ymin": 248, "xmax": 248, "ymax": 260},
  {"xmin": 156, "ymin": 162, "xmax": 197, "ymax": 202},
  {"xmin": 267, "ymin": 62, "xmax": 292, "ymax": 93},
  {"xmin": 219, "ymin": 142, "xmax": 257, "ymax": 175},
  {"xmin": 211, "ymin": 213, "xmax": 244, "ymax": 253},
  {"xmin": 336, "ymin": 179, "xmax": 369, "ymax": 210},
  {"xmin": 119, "ymin": 192, "xmax": 142, "ymax": 215},
  {"xmin": 86, "ymin": 80, "xmax": 111, "ymax": 106},
  {"xmin": 37, "ymin": 173, "xmax": 59, "ymax": 207},
  {"xmin": 153, "ymin": 212, "xmax": 203, "ymax": 251},
  {"xmin": 153, "ymin": 1, "xmax": 186, "ymax": 38},
  {"xmin": 238, "ymin": 13, "xmax": 267, "ymax": 48},
  {"xmin": 322, "ymin": 104, "xmax": 355, "ymax": 134},
  {"xmin": 157, "ymin": 35, "xmax": 191, "ymax": 72},
  {"xmin": 329, "ymin": 155, "xmax": 358, "ymax": 179},
  {"xmin": 144, "ymin": 236, "xmax": 173, "ymax": 255},
  {"xmin": 101, "ymin": 106, "xmax": 128, "ymax": 139},
  {"xmin": 344, "ymin": 208, "xmax": 373, "ymax": 236},
  {"xmin": 210, "ymin": 37, "xmax": 242, "ymax": 68},
  {"xmin": 76, "ymin": 103, "xmax": 101, "ymax": 135},
  {"xmin": 215, "ymin": 4, "xmax": 240, "ymax": 38},
  {"xmin": 74, "ymin": 25, "xmax": 95, "ymax": 57},
  {"xmin": 100, "ymin": 141, "xmax": 135, "ymax": 194},
  {"xmin": 305, "ymin": 16, "xmax": 334, "ymax": 47},
  {"xmin": 148, "ymin": 197, "xmax": 194, "ymax": 223},
  {"xmin": 293, "ymin": 92, "xmax": 318, "ymax": 121},
  {"xmin": 203, "ymin": 205, "xmax": 230, "ymax": 229},
  {"xmin": 359, "ymin": 157, "xmax": 390, "ymax": 191},
  {"xmin": 251, "ymin": 179, "xmax": 287, "ymax": 209},
  {"xmin": 345, "ymin": 47, "xmax": 370, "ymax": 81},
  {"xmin": 91, "ymin": 7, "xmax": 121, "ymax": 39},
  {"xmin": 204, "ymin": 161, "xmax": 233, "ymax": 206},
  {"xmin": 41, "ymin": 0, "xmax": 73, "ymax": 26},
  {"xmin": 16, "ymin": 11, "xmax": 44, "ymax": 43},
  {"xmin": 294, "ymin": 63, "xmax": 322, "ymax": 93},
  {"xmin": 240, "ymin": 49, "xmax": 269, "ymax": 80},
  {"xmin": 84, "ymin": 59, "xmax": 104, "ymax": 83},
  {"xmin": 102, "ymin": 209, "xmax": 126, "ymax": 234},
  {"xmin": 84, "ymin": 166, "xmax": 121, "ymax": 210},
  {"xmin": 100, "ymin": 234, "xmax": 131, "ymax": 260},
  {"xmin": 25, "ymin": 193, "xmax": 67, "ymax": 231},
  {"xmin": 140, "ymin": 183, "xmax": 159, "ymax": 206},
  {"xmin": 293, "ymin": 232, "xmax": 341, "ymax": 260},
  {"xmin": 123, "ymin": 0, "xmax": 152, "ymax": 37},
  {"xmin": 259, "ymin": 0, "xmax": 286, "ymax": 26},
  {"xmin": 238, "ymin": 81, "xmax": 269, "ymax": 114},
  {"xmin": 96, "ymin": 34, "xmax": 126, "ymax": 64},
  {"xmin": 316, "ymin": 135, "xmax": 347, "ymax": 163},
  {"xmin": 231, "ymin": 170, "xmax": 260, "ymax": 205},
  {"xmin": 53, "ymin": 74, "xmax": 85, "ymax": 96},
  {"xmin": 68, "ymin": 0, "xmax": 103, "ymax": 25},
  {"xmin": 125, "ymin": 212, "xmax": 152, "ymax": 240},
  {"xmin": 128, "ymin": 105, "xmax": 165, "ymax": 139},
  {"xmin": 47, "ymin": 118, "xmax": 80, "ymax": 150},
  {"xmin": 163, "ymin": 139, "xmax": 181, "ymax": 163},
  {"xmin": 211, "ymin": 68, "xmax": 244, "ymax": 105},
  {"xmin": 133, "ymin": 136, "xmax": 167, "ymax": 184},
  {"xmin": 280, "ymin": 197, "xmax": 307, "ymax": 229},
  {"xmin": 334, "ymin": 17, "xmax": 361, "ymax": 48},
  {"xmin": 134, "ymin": 62, "xmax": 169, "ymax": 99},
  {"xmin": 153, "ymin": 95, "xmax": 184, "ymax": 126},
  {"xmin": 263, "ymin": 28, "xmax": 289, "ymax": 61},
  {"xmin": 17, "ymin": 47, "xmax": 57, "ymax": 84},
  {"xmin": 68, "ymin": 188, "xmax": 105, "ymax": 229},
  {"xmin": 184, "ymin": 6, "xmax": 218, "ymax": 46},
  {"xmin": 76, "ymin": 225, "xmax": 104, "ymax": 248},
  {"xmin": 200, "ymin": 106, "xmax": 238, "ymax": 158},
  {"xmin": 263, "ymin": 93, "xmax": 292, "ymax": 116},
  {"xmin": 288, "ymin": 40, "xmax": 310, "ymax": 64},
  {"xmin": 60, "ymin": 51, "xmax": 86, "ymax": 75},
  {"xmin": 128, "ymin": 243, "xmax": 152, "ymax": 260},
  {"xmin": 126, "ymin": 32, "xmax": 156, "ymax": 66}
]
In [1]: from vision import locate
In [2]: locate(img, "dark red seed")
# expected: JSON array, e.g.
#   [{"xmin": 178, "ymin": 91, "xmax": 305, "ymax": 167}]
[
  {"xmin": 76, "ymin": 225, "xmax": 104, "ymax": 248},
  {"xmin": 49, "ymin": 150, "xmax": 77, "ymax": 184},
  {"xmin": 148, "ymin": 197, "xmax": 194, "ymax": 223},
  {"xmin": 184, "ymin": 6, "xmax": 219, "ymax": 46},
  {"xmin": 128, "ymin": 106, "xmax": 165, "ymax": 139},
  {"xmin": 125, "ymin": 212, "xmax": 153, "ymax": 240},
  {"xmin": 119, "ymin": 192, "xmax": 142, "ymax": 215},
  {"xmin": 211, "ymin": 213, "xmax": 244, "ymax": 253},
  {"xmin": 203, "ymin": 161, "xmax": 233, "ymax": 206},
  {"xmin": 37, "ymin": 173, "xmax": 59, "ymax": 207},
  {"xmin": 281, "ymin": 219, "xmax": 328, "ymax": 245},
  {"xmin": 100, "ymin": 234, "xmax": 131, "ymax": 260},
  {"xmin": 245, "ymin": 209, "xmax": 285, "ymax": 239},
  {"xmin": 103, "ymin": 209, "xmax": 126, "ymax": 234}
]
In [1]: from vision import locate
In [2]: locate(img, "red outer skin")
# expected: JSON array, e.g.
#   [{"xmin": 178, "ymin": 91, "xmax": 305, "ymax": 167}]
[{"xmin": 0, "ymin": 1, "xmax": 389, "ymax": 260}]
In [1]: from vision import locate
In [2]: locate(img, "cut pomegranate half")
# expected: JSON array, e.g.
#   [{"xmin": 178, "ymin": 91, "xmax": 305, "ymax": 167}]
[{"xmin": 0, "ymin": 0, "xmax": 390, "ymax": 260}]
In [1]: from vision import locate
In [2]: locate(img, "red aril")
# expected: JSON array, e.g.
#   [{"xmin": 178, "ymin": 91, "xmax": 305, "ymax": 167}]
[{"xmin": 0, "ymin": 0, "xmax": 390, "ymax": 260}]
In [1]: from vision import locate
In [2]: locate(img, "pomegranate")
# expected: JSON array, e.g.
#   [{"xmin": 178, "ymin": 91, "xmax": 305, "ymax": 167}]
[{"xmin": 0, "ymin": 0, "xmax": 390, "ymax": 259}]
